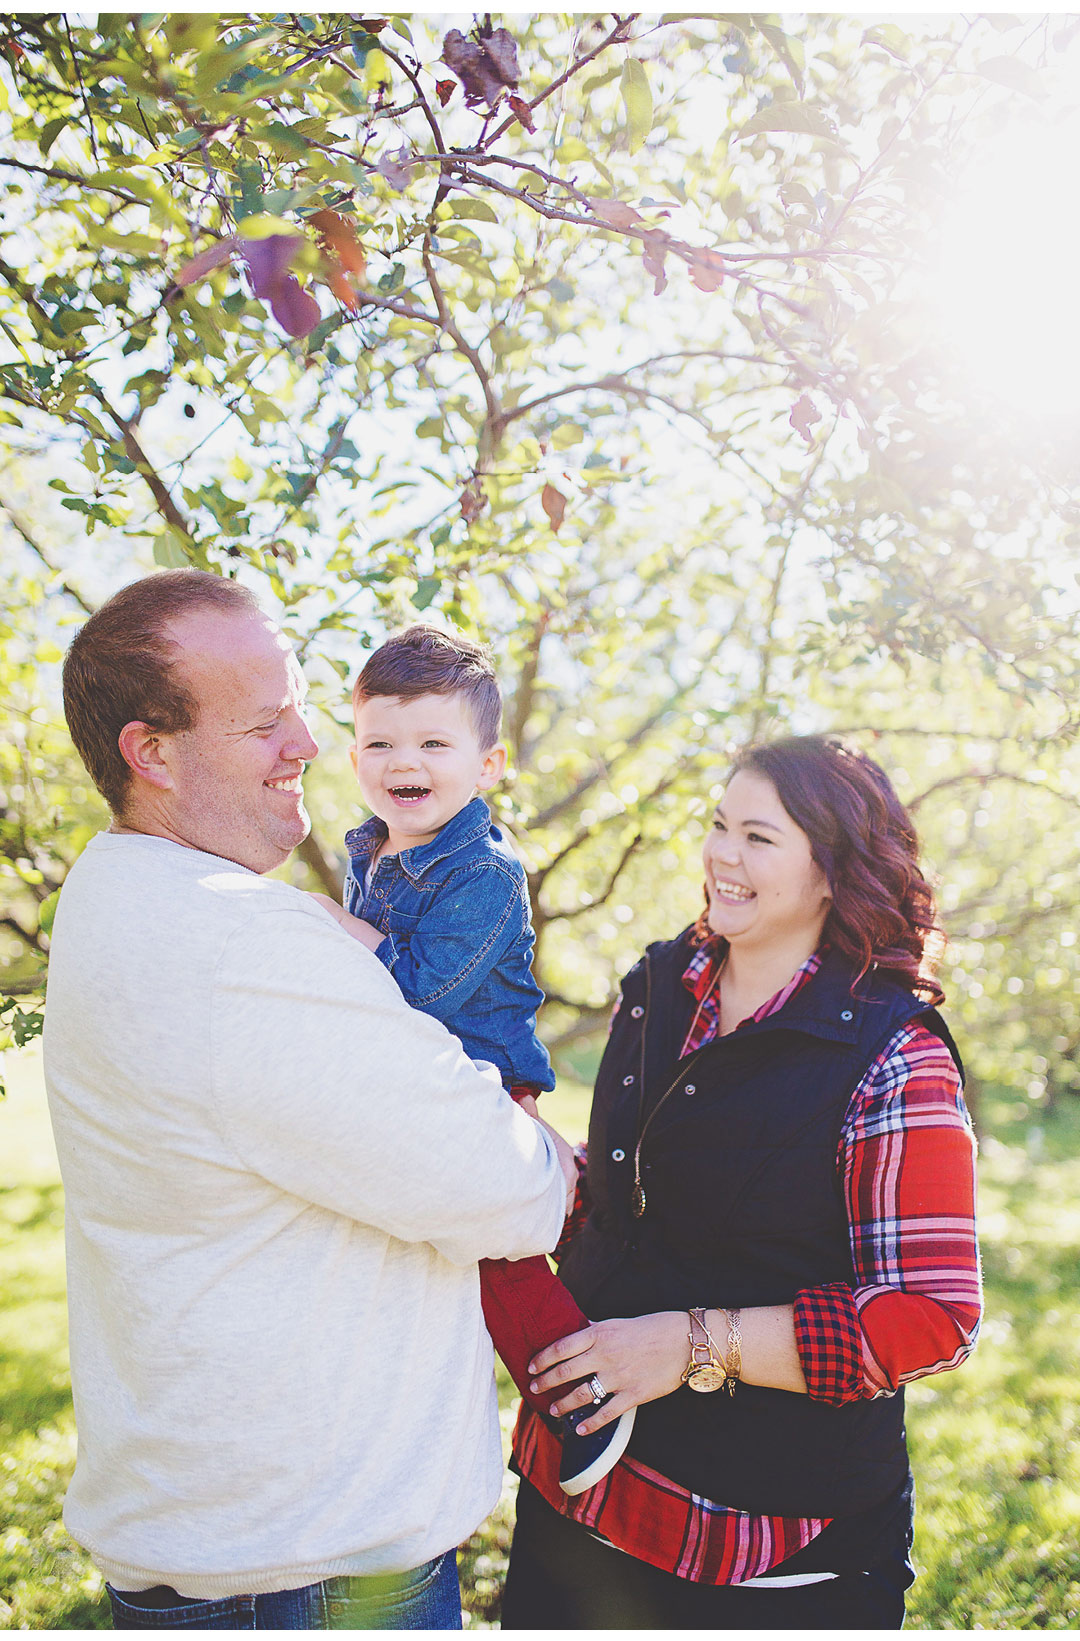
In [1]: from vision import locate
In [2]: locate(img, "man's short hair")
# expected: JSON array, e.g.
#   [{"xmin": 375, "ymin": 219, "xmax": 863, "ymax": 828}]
[
  {"xmin": 352, "ymin": 624, "xmax": 502, "ymax": 748},
  {"xmin": 62, "ymin": 569, "xmax": 261, "ymax": 816}
]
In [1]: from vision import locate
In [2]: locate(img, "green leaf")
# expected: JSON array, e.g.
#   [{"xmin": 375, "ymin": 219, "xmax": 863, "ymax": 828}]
[
  {"xmin": 412, "ymin": 575, "xmax": 439, "ymax": 610},
  {"xmin": 153, "ymin": 532, "xmax": 192, "ymax": 568},
  {"xmin": 39, "ymin": 116, "xmax": 68, "ymax": 158},
  {"xmin": 737, "ymin": 102, "xmax": 838, "ymax": 141},
  {"xmin": 754, "ymin": 20, "xmax": 805, "ymax": 92},
  {"xmin": 377, "ymin": 263, "xmax": 405, "ymax": 294},
  {"xmin": 38, "ymin": 889, "xmax": 61, "ymax": 938},
  {"xmin": 620, "ymin": 59, "xmax": 653, "ymax": 156},
  {"xmin": 448, "ymin": 198, "xmax": 500, "ymax": 223},
  {"xmin": 234, "ymin": 161, "xmax": 265, "ymax": 219},
  {"xmin": 551, "ymin": 422, "xmax": 585, "ymax": 449},
  {"xmin": 582, "ymin": 65, "xmax": 622, "ymax": 95},
  {"xmin": 976, "ymin": 56, "xmax": 1045, "ymax": 99},
  {"xmin": 255, "ymin": 121, "xmax": 311, "ymax": 160},
  {"xmin": 350, "ymin": 30, "xmax": 379, "ymax": 67}
]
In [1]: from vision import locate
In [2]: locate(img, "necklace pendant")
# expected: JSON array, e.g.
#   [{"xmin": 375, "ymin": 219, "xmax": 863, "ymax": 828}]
[{"xmin": 631, "ymin": 1182, "xmax": 646, "ymax": 1218}]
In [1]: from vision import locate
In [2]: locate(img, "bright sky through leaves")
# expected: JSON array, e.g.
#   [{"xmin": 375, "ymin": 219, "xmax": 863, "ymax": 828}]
[{"xmin": 933, "ymin": 76, "xmax": 1080, "ymax": 421}]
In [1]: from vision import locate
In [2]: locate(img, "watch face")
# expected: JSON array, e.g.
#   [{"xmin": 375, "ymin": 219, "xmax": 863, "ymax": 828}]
[{"xmin": 687, "ymin": 1364, "xmax": 728, "ymax": 1393}]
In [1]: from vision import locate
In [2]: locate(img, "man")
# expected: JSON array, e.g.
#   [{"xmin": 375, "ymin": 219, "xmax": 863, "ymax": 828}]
[{"xmin": 44, "ymin": 570, "xmax": 573, "ymax": 1630}]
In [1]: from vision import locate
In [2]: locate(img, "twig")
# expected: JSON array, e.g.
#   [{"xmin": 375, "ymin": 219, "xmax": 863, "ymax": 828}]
[
  {"xmin": 0, "ymin": 156, "xmax": 143, "ymax": 206},
  {"xmin": 482, "ymin": 14, "xmax": 639, "ymax": 149},
  {"xmin": 0, "ymin": 498, "xmax": 95, "ymax": 613}
]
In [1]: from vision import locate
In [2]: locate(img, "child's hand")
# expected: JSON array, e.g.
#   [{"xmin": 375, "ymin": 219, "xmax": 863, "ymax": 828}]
[
  {"xmin": 515, "ymin": 1093, "xmax": 540, "ymax": 1120},
  {"xmin": 307, "ymin": 893, "xmax": 385, "ymax": 953}
]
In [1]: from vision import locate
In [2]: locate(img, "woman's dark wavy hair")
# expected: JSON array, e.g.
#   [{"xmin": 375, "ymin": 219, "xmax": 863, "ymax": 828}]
[{"xmin": 696, "ymin": 734, "xmax": 944, "ymax": 1001}]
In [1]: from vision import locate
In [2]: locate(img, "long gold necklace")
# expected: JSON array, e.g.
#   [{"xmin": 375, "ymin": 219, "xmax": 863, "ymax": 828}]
[{"xmin": 630, "ymin": 954, "xmax": 712, "ymax": 1219}]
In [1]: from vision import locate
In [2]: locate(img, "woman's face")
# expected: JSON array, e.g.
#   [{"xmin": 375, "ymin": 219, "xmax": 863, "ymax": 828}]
[{"xmin": 702, "ymin": 768, "xmax": 832, "ymax": 953}]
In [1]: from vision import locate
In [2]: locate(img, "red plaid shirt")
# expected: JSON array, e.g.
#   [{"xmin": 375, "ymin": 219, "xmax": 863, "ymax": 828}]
[{"xmin": 514, "ymin": 947, "xmax": 981, "ymax": 1583}]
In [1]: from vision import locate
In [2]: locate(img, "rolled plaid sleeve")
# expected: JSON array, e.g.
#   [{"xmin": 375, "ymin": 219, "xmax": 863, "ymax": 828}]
[
  {"xmin": 793, "ymin": 1282, "xmax": 864, "ymax": 1405},
  {"xmin": 795, "ymin": 1022, "xmax": 981, "ymax": 1404}
]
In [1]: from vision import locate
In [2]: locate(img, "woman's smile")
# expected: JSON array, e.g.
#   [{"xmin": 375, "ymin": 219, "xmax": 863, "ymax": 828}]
[{"xmin": 709, "ymin": 876, "xmax": 755, "ymax": 903}]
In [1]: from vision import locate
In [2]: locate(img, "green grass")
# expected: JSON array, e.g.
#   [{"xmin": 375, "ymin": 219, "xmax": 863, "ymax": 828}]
[{"xmin": 2, "ymin": 1052, "xmax": 1078, "ymax": 1629}]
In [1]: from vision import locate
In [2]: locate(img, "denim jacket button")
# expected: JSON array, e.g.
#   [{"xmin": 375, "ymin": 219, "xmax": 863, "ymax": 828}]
[
  {"xmin": 840, "ymin": 1009, "xmax": 854, "ymax": 1022},
  {"xmin": 622, "ymin": 1074, "xmax": 635, "ymax": 1086},
  {"xmin": 611, "ymin": 1148, "xmax": 626, "ymax": 1162},
  {"xmin": 630, "ymin": 1005, "xmax": 644, "ymax": 1018},
  {"xmin": 684, "ymin": 1083, "xmax": 696, "ymax": 1095}
]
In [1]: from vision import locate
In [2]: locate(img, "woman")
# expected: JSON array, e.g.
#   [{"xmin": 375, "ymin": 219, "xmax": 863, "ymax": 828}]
[{"xmin": 503, "ymin": 735, "xmax": 981, "ymax": 1630}]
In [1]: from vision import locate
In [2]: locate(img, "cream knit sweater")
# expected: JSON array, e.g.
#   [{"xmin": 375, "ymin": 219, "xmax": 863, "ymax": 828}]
[{"xmin": 43, "ymin": 832, "xmax": 565, "ymax": 1597}]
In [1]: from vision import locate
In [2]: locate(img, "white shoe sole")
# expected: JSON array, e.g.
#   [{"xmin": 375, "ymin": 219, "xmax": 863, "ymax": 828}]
[{"xmin": 559, "ymin": 1405, "xmax": 637, "ymax": 1497}]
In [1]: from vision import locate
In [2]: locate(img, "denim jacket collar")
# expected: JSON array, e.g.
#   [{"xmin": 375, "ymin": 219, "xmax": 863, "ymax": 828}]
[{"xmin": 344, "ymin": 795, "xmax": 494, "ymax": 885}]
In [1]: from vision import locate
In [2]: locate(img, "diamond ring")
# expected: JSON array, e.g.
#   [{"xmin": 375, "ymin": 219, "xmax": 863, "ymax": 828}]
[{"xmin": 587, "ymin": 1374, "xmax": 607, "ymax": 1405}]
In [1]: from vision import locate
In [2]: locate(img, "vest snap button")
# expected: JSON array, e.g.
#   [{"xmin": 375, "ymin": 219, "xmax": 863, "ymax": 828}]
[
  {"xmin": 622, "ymin": 1074, "xmax": 635, "ymax": 1086},
  {"xmin": 840, "ymin": 1009, "xmax": 854, "ymax": 1022},
  {"xmin": 611, "ymin": 1148, "xmax": 625, "ymax": 1162},
  {"xmin": 684, "ymin": 1083, "xmax": 696, "ymax": 1095},
  {"xmin": 630, "ymin": 1005, "xmax": 644, "ymax": 1018}
]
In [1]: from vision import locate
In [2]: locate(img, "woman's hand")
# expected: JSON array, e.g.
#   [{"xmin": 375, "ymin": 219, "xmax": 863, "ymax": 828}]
[{"xmin": 528, "ymin": 1312, "xmax": 689, "ymax": 1433}]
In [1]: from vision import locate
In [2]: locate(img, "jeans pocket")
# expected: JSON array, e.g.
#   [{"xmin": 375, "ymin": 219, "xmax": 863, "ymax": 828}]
[
  {"xmin": 106, "ymin": 1586, "xmax": 250, "ymax": 1630},
  {"xmin": 324, "ymin": 1554, "xmax": 460, "ymax": 1631}
]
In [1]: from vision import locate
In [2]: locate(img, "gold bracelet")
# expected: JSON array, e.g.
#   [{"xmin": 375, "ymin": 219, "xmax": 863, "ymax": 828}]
[
  {"xmin": 680, "ymin": 1307, "xmax": 727, "ymax": 1392},
  {"xmin": 721, "ymin": 1307, "xmax": 742, "ymax": 1395}
]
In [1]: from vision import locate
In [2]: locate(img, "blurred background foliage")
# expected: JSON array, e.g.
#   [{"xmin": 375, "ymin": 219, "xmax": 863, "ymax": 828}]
[
  {"xmin": 3, "ymin": 12, "xmax": 1080, "ymax": 1630},
  {"xmin": 3, "ymin": 12, "xmax": 1080, "ymax": 1122}
]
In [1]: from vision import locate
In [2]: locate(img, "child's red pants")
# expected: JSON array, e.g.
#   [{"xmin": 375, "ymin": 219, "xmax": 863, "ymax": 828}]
[{"xmin": 479, "ymin": 1084, "xmax": 590, "ymax": 1417}]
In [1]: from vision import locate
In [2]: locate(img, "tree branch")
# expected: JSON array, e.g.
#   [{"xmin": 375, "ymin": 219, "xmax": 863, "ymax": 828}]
[
  {"xmin": 0, "ymin": 497, "xmax": 94, "ymax": 613},
  {"xmin": 295, "ymin": 827, "xmax": 344, "ymax": 898},
  {"xmin": 1, "ymin": 914, "xmax": 48, "ymax": 957},
  {"xmin": 539, "ymin": 829, "xmax": 643, "ymax": 923},
  {"xmin": 909, "ymin": 770, "xmax": 1080, "ymax": 816},
  {"xmin": 0, "ymin": 155, "xmax": 142, "ymax": 206},
  {"xmin": 507, "ymin": 610, "xmax": 549, "ymax": 761},
  {"xmin": 96, "ymin": 395, "xmax": 196, "ymax": 543}
]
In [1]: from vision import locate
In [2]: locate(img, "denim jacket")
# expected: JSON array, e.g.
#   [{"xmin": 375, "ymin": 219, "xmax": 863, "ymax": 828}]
[{"xmin": 343, "ymin": 796, "xmax": 554, "ymax": 1091}]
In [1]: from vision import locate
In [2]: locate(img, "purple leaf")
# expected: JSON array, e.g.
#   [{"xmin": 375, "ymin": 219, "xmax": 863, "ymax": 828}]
[
  {"xmin": 376, "ymin": 146, "xmax": 417, "ymax": 192},
  {"xmin": 441, "ymin": 26, "xmax": 518, "ymax": 109},
  {"xmin": 175, "ymin": 236, "xmax": 237, "ymax": 287},
  {"xmin": 270, "ymin": 275, "xmax": 321, "ymax": 338},
  {"xmin": 240, "ymin": 234, "xmax": 300, "ymax": 300}
]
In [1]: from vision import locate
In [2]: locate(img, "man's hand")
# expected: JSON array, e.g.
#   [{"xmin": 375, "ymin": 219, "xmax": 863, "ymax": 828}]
[
  {"xmin": 533, "ymin": 1113, "xmax": 579, "ymax": 1218},
  {"xmin": 307, "ymin": 893, "xmax": 384, "ymax": 953}
]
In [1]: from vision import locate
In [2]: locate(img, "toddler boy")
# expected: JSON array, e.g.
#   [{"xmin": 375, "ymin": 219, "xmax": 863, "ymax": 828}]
[{"xmin": 312, "ymin": 624, "xmax": 635, "ymax": 1496}]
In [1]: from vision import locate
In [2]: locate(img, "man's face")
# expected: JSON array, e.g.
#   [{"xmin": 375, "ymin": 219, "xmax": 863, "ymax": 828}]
[{"xmin": 156, "ymin": 608, "xmax": 319, "ymax": 874}]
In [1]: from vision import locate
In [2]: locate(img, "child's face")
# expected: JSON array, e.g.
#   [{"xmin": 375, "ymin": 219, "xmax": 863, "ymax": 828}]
[{"xmin": 350, "ymin": 691, "xmax": 507, "ymax": 850}]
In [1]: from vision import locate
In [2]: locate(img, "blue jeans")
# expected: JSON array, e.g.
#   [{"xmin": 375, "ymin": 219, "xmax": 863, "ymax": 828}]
[{"xmin": 107, "ymin": 1550, "xmax": 462, "ymax": 1629}]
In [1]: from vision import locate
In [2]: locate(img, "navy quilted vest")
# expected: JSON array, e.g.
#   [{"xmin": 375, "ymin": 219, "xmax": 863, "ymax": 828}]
[{"xmin": 559, "ymin": 934, "xmax": 962, "ymax": 1545}]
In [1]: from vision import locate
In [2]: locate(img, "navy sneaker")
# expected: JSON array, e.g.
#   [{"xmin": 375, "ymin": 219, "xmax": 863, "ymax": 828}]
[{"xmin": 558, "ymin": 1400, "xmax": 636, "ymax": 1496}]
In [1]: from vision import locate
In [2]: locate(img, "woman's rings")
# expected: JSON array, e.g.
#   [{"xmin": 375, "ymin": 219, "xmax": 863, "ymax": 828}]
[{"xmin": 587, "ymin": 1375, "xmax": 607, "ymax": 1404}]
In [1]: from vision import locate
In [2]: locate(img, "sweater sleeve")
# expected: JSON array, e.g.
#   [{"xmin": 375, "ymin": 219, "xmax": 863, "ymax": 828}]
[
  {"xmin": 208, "ymin": 901, "xmax": 566, "ymax": 1267},
  {"xmin": 794, "ymin": 1022, "xmax": 982, "ymax": 1405}
]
